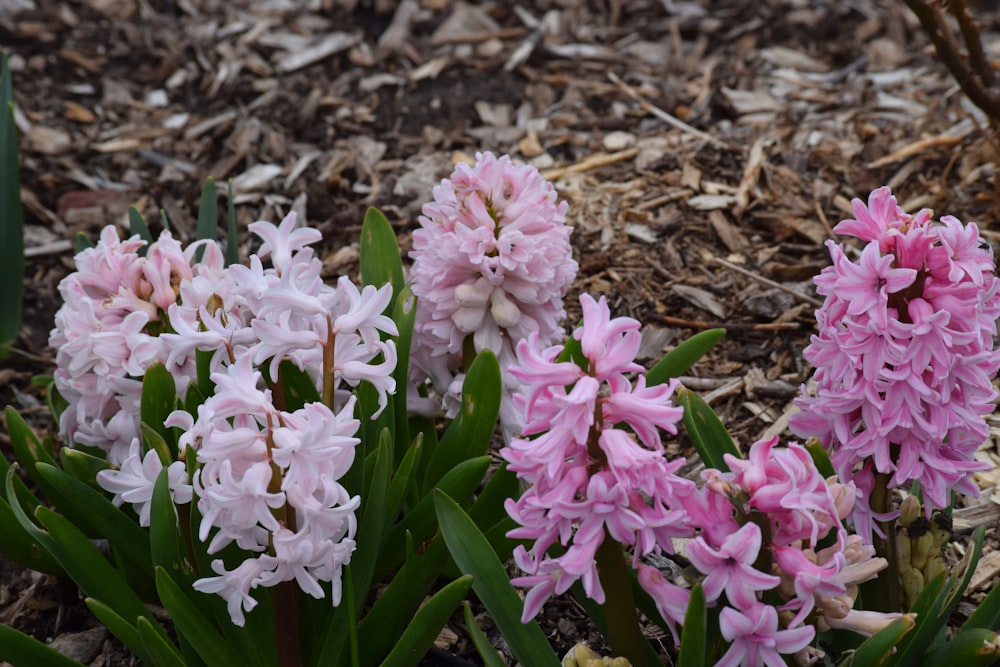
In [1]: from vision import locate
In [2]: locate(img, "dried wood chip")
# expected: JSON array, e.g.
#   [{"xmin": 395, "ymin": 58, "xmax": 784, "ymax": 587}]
[
  {"xmin": 722, "ymin": 87, "xmax": 782, "ymax": 115},
  {"xmin": 759, "ymin": 46, "xmax": 829, "ymax": 73},
  {"xmin": 708, "ymin": 210, "xmax": 749, "ymax": 254},
  {"xmin": 25, "ymin": 125, "xmax": 72, "ymax": 154},
  {"xmin": 625, "ymin": 223, "xmax": 658, "ymax": 244},
  {"xmin": 91, "ymin": 137, "xmax": 144, "ymax": 153},
  {"xmin": 63, "ymin": 101, "xmax": 96, "ymax": 123},
  {"xmin": 686, "ymin": 194, "xmax": 736, "ymax": 211},
  {"xmin": 230, "ymin": 164, "xmax": 284, "ymax": 193},
  {"xmin": 966, "ymin": 550, "xmax": 1000, "ymax": 592},
  {"xmin": 672, "ymin": 284, "xmax": 728, "ymax": 318},
  {"xmin": 430, "ymin": 1, "xmax": 500, "ymax": 46},
  {"xmin": 275, "ymin": 32, "xmax": 362, "ymax": 73}
]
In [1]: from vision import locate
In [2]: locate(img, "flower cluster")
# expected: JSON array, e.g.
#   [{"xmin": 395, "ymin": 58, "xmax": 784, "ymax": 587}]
[
  {"xmin": 53, "ymin": 212, "xmax": 398, "ymax": 623},
  {"xmin": 790, "ymin": 187, "xmax": 1000, "ymax": 534},
  {"xmin": 500, "ymin": 294, "xmax": 693, "ymax": 624},
  {"xmin": 682, "ymin": 438, "xmax": 892, "ymax": 666},
  {"xmin": 408, "ymin": 152, "xmax": 577, "ymax": 434},
  {"xmin": 49, "ymin": 226, "xmax": 218, "ymax": 465}
]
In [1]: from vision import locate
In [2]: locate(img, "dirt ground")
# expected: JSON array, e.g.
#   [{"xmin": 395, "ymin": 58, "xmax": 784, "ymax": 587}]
[{"xmin": 2, "ymin": 0, "xmax": 1000, "ymax": 664}]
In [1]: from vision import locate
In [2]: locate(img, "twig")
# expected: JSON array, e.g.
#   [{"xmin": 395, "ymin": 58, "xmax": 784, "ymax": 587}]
[
  {"xmin": 866, "ymin": 133, "xmax": 965, "ymax": 168},
  {"xmin": 902, "ymin": 0, "xmax": 1000, "ymax": 124},
  {"xmin": 607, "ymin": 72, "xmax": 737, "ymax": 151},
  {"xmin": 660, "ymin": 315, "xmax": 800, "ymax": 330},
  {"xmin": 540, "ymin": 148, "xmax": 639, "ymax": 180},
  {"xmin": 709, "ymin": 256, "xmax": 824, "ymax": 308}
]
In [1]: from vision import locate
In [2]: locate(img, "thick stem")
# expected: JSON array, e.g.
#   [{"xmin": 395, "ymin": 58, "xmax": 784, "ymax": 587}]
[
  {"xmin": 323, "ymin": 315, "xmax": 336, "ymax": 408},
  {"xmin": 594, "ymin": 535, "xmax": 649, "ymax": 667},
  {"xmin": 863, "ymin": 470, "xmax": 901, "ymax": 612},
  {"xmin": 272, "ymin": 580, "xmax": 303, "ymax": 667}
]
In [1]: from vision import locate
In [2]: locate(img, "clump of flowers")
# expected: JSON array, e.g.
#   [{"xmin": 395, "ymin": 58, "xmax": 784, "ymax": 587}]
[
  {"xmin": 408, "ymin": 151, "xmax": 577, "ymax": 433},
  {"xmin": 502, "ymin": 295, "xmax": 897, "ymax": 665},
  {"xmin": 790, "ymin": 187, "xmax": 1000, "ymax": 535},
  {"xmin": 501, "ymin": 294, "xmax": 693, "ymax": 626},
  {"xmin": 50, "ymin": 212, "xmax": 398, "ymax": 623}
]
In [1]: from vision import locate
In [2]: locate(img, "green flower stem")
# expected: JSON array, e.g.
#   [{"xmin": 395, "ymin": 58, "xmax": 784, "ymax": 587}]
[
  {"xmin": 864, "ymin": 470, "xmax": 901, "ymax": 612},
  {"xmin": 594, "ymin": 534, "xmax": 649, "ymax": 667}
]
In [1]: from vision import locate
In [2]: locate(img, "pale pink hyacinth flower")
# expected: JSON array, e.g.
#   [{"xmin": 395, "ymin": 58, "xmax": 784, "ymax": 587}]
[
  {"xmin": 717, "ymin": 603, "xmax": 814, "ymax": 667},
  {"xmin": 408, "ymin": 152, "xmax": 577, "ymax": 435},
  {"xmin": 173, "ymin": 356, "xmax": 364, "ymax": 626},
  {"xmin": 501, "ymin": 294, "xmax": 693, "ymax": 628},
  {"xmin": 790, "ymin": 187, "xmax": 1000, "ymax": 534}
]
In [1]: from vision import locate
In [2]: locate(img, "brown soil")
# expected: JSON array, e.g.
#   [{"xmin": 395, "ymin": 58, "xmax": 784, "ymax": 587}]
[{"xmin": 2, "ymin": 0, "xmax": 1000, "ymax": 664}]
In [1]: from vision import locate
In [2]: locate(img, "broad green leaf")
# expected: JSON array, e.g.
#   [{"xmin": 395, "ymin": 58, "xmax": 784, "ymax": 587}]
[
  {"xmin": 141, "ymin": 362, "xmax": 179, "ymax": 456},
  {"xmin": 0, "ymin": 496, "xmax": 61, "ymax": 574},
  {"xmin": 422, "ymin": 350, "xmax": 501, "ymax": 495},
  {"xmin": 376, "ymin": 456, "xmax": 492, "ymax": 580},
  {"xmin": 647, "ymin": 328, "xmax": 725, "ymax": 386},
  {"xmin": 354, "ymin": 538, "xmax": 450, "ymax": 666},
  {"xmin": 0, "ymin": 53, "xmax": 24, "ymax": 356},
  {"xmin": 35, "ymin": 462, "xmax": 153, "ymax": 579},
  {"xmin": 842, "ymin": 616, "xmax": 914, "ymax": 666},
  {"xmin": 85, "ymin": 598, "xmax": 154, "ymax": 665},
  {"xmin": 963, "ymin": 573, "xmax": 1000, "ymax": 631},
  {"xmin": 435, "ymin": 491, "xmax": 561, "ymax": 667},
  {"xmin": 155, "ymin": 567, "xmax": 245, "ymax": 667},
  {"xmin": 0, "ymin": 623, "xmax": 85, "ymax": 667},
  {"xmin": 923, "ymin": 629, "xmax": 1000, "ymax": 667},
  {"xmin": 149, "ymin": 469, "xmax": 189, "ymax": 584},
  {"xmin": 391, "ymin": 285, "xmax": 416, "ymax": 462},
  {"xmin": 463, "ymin": 601, "xmax": 507, "ymax": 667},
  {"xmin": 350, "ymin": 428, "xmax": 392, "ymax": 615},
  {"xmin": 381, "ymin": 575, "xmax": 474, "ymax": 667},
  {"xmin": 225, "ymin": 179, "xmax": 238, "ymax": 266},
  {"xmin": 140, "ymin": 423, "xmax": 173, "ymax": 470},
  {"xmin": 59, "ymin": 447, "xmax": 111, "ymax": 489},
  {"xmin": 468, "ymin": 463, "xmax": 518, "ymax": 531},
  {"xmin": 136, "ymin": 616, "xmax": 186, "ymax": 667},
  {"xmin": 195, "ymin": 176, "xmax": 217, "ymax": 261},
  {"xmin": 385, "ymin": 434, "xmax": 421, "ymax": 526},
  {"xmin": 5, "ymin": 470, "xmax": 167, "ymax": 646},
  {"xmin": 677, "ymin": 584, "xmax": 706, "ymax": 667},
  {"xmin": 676, "ymin": 386, "xmax": 740, "ymax": 471},
  {"xmin": 804, "ymin": 439, "xmax": 836, "ymax": 479},
  {"xmin": 555, "ymin": 331, "xmax": 588, "ymax": 369},
  {"xmin": 359, "ymin": 207, "xmax": 404, "ymax": 313},
  {"xmin": 128, "ymin": 205, "xmax": 154, "ymax": 249}
]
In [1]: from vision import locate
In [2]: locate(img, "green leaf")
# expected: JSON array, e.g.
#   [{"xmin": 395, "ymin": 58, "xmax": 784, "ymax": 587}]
[
  {"xmin": 0, "ymin": 496, "xmax": 61, "ymax": 574},
  {"xmin": 647, "ymin": 329, "xmax": 725, "ymax": 386},
  {"xmin": 5, "ymin": 469, "xmax": 167, "ymax": 645},
  {"xmin": 149, "ymin": 469, "xmax": 189, "ymax": 583},
  {"xmin": 676, "ymin": 386, "xmax": 740, "ymax": 471},
  {"xmin": 359, "ymin": 207, "xmax": 404, "ymax": 313},
  {"xmin": 195, "ymin": 176, "xmax": 218, "ymax": 261},
  {"xmin": 84, "ymin": 598, "xmax": 150, "ymax": 663},
  {"xmin": 376, "ymin": 456, "xmax": 492, "ymax": 580},
  {"xmin": 350, "ymin": 428, "xmax": 392, "ymax": 614},
  {"xmin": 354, "ymin": 539, "xmax": 449, "ymax": 666},
  {"xmin": 422, "ymin": 350, "xmax": 501, "ymax": 495},
  {"xmin": 58, "ymin": 447, "xmax": 112, "ymax": 489},
  {"xmin": 842, "ymin": 616, "xmax": 915, "ymax": 666},
  {"xmin": 271, "ymin": 359, "xmax": 321, "ymax": 412},
  {"xmin": 0, "ymin": 53, "xmax": 24, "ymax": 356},
  {"xmin": 385, "ymin": 434, "xmax": 421, "ymax": 526},
  {"xmin": 923, "ymin": 628, "xmax": 1000, "ymax": 667},
  {"xmin": 676, "ymin": 584, "xmax": 706, "ymax": 667},
  {"xmin": 463, "ymin": 601, "xmax": 507, "ymax": 667},
  {"xmin": 136, "ymin": 616, "xmax": 186, "ymax": 667},
  {"xmin": 141, "ymin": 362, "xmax": 179, "ymax": 456},
  {"xmin": 128, "ymin": 205, "xmax": 154, "ymax": 251},
  {"xmin": 74, "ymin": 231, "xmax": 93, "ymax": 253},
  {"xmin": 35, "ymin": 461, "xmax": 153, "ymax": 579},
  {"xmin": 0, "ymin": 623, "xmax": 85, "ymax": 666},
  {"xmin": 435, "ymin": 491, "xmax": 561, "ymax": 667},
  {"xmin": 892, "ymin": 528, "xmax": 985, "ymax": 665},
  {"xmin": 225, "ymin": 179, "xmax": 238, "ymax": 266},
  {"xmin": 391, "ymin": 285, "xmax": 417, "ymax": 462},
  {"xmin": 380, "ymin": 575, "xmax": 474, "ymax": 667},
  {"xmin": 962, "ymin": 572, "xmax": 1000, "ymax": 631},
  {"xmin": 804, "ymin": 439, "xmax": 836, "ymax": 479},
  {"xmin": 155, "ymin": 567, "xmax": 245, "ymax": 667}
]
